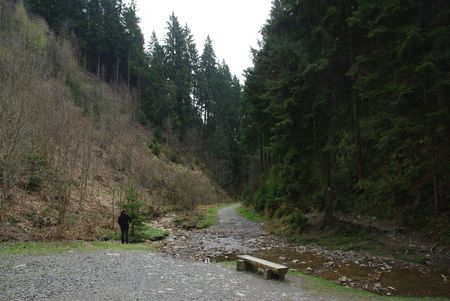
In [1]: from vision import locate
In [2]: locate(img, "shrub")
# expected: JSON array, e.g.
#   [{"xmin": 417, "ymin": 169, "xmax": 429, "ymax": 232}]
[
  {"xmin": 7, "ymin": 214, "xmax": 18, "ymax": 225},
  {"xmin": 287, "ymin": 209, "xmax": 307, "ymax": 231},
  {"xmin": 25, "ymin": 210, "xmax": 37, "ymax": 222},
  {"xmin": 148, "ymin": 137, "xmax": 161, "ymax": 157},
  {"xmin": 120, "ymin": 185, "xmax": 145, "ymax": 239},
  {"xmin": 65, "ymin": 76, "xmax": 83, "ymax": 105},
  {"xmin": 169, "ymin": 150, "xmax": 182, "ymax": 164},
  {"xmin": 26, "ymin": 154, "xmax": 47, "ymax": 191},
  {"xmin": 98, "ymin": 229, "xmax": 119, "ymax": 241}
]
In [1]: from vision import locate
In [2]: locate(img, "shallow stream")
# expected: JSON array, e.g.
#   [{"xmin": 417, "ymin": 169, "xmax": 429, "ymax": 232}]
[{"xmin": 253, "ymin": 247, "xmax": 450, "ymax": 298}]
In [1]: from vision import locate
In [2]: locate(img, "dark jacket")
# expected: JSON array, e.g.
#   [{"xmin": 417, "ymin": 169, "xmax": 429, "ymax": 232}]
[{"xmin": 118, "ymin": 212, "xmax": 131, "ymax": 229}]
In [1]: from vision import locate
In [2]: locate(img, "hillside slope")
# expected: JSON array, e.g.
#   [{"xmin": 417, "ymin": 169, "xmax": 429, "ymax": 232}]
[{"xmin": 0, "ymin": 1, "xmax": 228, "ymax": 241}]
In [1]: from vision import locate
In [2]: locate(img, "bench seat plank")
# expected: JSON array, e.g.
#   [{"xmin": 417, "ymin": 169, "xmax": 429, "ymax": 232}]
[
  {"xmin": 237, "ymin": 255, "xmax": 288, "ymax": 272},
  {"xmin": 236, "ymin": 255, "xmax": 288, "ymax": 280}
]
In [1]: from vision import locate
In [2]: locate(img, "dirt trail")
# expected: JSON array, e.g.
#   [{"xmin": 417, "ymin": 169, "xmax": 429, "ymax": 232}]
[{"xmin": 163, "ymin": 204, "xmax": 288, "ymax": 261}]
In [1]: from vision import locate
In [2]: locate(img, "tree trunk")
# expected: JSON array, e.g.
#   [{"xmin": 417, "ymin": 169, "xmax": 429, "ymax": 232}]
[
  {"xmin": 83, "ymin": 50, "xmax": 87, "ymax": 70},
  {"xmin": 431, "ymin": 139, "xmax": 439, "ymax": 212},
  {"xmin": 127, "ymin": 51, "xmax": 131, "ymax": 95},
  {"xmin": 347, "ymin": 24, "xmax": 364, "ymax": 180},
  {"xmin": 115, "ymin": 55, "xmax": 120, "ymax": 91},
  {"xmin": 97, "ymin": 51, "xmax": 100, "ymax": 78},
  {"xmin": 322, "ymin": 152, "xmax": 335, "ymax": 228},
  {"xmin": 203, "ymin": 103, "xmax": 208, "ymax": 152},
  {"xmin": 260, "ymin": 131, "xmax": 265, "ymax": 172},
  {"xmin": 112, "ymin": 187, "xmax": 115, "ymax": 229},
  {"xmin": 0, "ymin": 164, "xmax": 6, "ymax": 223}
]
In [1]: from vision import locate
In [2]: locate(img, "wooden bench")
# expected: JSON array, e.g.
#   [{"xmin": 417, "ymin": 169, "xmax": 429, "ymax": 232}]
[{"xmin": 236, "ymin": 255, "xmax": 288, "ymax": 280}]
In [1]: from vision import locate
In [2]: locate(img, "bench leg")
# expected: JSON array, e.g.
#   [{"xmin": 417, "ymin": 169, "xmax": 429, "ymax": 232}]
[
  {"xmin": 263, "ymin": 270, "xmax": 286, "ymax": 281},
  {"xmin": 263, "ymin": 269, "xmax": 273, "ymax": 280},
  {"xmin": 236, "ymin": 260, "xmax": 247, "ymax": 271}
]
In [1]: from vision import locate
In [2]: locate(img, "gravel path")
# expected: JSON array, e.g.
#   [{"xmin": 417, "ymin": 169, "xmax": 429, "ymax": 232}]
[
  {"xmin": 163, "ymin": 204, "xmax": 288, "ymax": 261},
  {"xmin": 1, "ymin": 250, "xmax": 328, "ymax": 301}
]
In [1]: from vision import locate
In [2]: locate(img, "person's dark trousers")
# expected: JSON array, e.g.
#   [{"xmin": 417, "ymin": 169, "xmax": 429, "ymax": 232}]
[{"xmin": 120, "ymin": 226, "xmax": 129, "ymax": 244}]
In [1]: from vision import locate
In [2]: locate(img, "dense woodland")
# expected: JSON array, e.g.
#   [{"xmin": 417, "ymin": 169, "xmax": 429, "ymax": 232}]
[
  {"xmin": 242, "ymin": 0, "xmax": 450, "ymax": 230},
  {"xmin": 4, "ymin": 0, "xmax": 450, "ymax": 235}
]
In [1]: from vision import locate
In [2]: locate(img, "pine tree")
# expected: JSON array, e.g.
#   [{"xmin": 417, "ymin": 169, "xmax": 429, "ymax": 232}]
[
  {"xmin": 164, "ymin": 13, "xmax": 193, "ymax": 138},
  {"xmin": 198, "ymin": 35, "xmax": 218, "ymax": 149}
]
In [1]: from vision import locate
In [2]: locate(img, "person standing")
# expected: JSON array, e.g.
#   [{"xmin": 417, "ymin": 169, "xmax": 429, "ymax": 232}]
[{"xmin": 117, "ymin": 209, "xmax": 131, "ymax": 244}]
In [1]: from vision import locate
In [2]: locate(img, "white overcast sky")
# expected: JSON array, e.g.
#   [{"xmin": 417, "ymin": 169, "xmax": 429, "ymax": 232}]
[{"xmin": 135, "ymin": 0, "xmax": 273, "ymax": 81}]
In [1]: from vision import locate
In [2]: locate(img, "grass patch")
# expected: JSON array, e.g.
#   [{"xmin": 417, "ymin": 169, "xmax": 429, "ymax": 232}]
[
  {"xmin": 290, "ymin": 270, "xmax": 375, "ymax": 298},
  {"xmin": 219, "ymin": 260, "xmax": 236, "ymax": 268},
  {"xmin": 394, "ymin": 253, "xmax": 428, "ymax": 265},
  {"xmin": 139, "ymin": 224, "xmax": 169, "ymax": 241},
  {"xmin": 174, "ymin": 203, "xmax": 233, "ymax": 229},
  {"xmin": 237, "ymin": 206, "xmax": 265, "ymax": 222},
  {"xmin": 98, "ymin": 224, "xmax": 169, "ymax": 242},
  {"xmin": 197, "ymin": 204, "xmax": 231, "ymax": 228},
  {"xmin": 309, "ymin": 231, "xmax": 389, "ymax": 255},
  {"xmin": 0, "ymin": 241, "xmax": 156, "ymax": 256}
]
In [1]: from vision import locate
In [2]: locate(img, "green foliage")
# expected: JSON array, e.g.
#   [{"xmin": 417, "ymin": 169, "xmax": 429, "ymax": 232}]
[
  {"xmin": 25, "ymin": 0, "xmax": 147, "ymax": 90},
  {"xmin": 139, "ymin": 224, "xmax": 169, "ymax": 241},
  {"xmin": 120, "ymin": 185, "xmax": 145, "ymax": 240},
  {"xmin": 286, "ymin": 210, "xmax": 307, "ymax": 231},
  {"xmin": 6, "ymin": 214, "xmax": 18, "ymax": 225},
  {"xmin": 98, "ymin": 229, "xmax": 119, "ymax": 241},
  {"xmin": 237, "ymin": 206, "xmax": 265, "ymax": 222},
  {"xmin": 246, "ymin": 166, "xmax": 304, "ymax": 217},
  {"xmin": 395, "ymin": 254, "xmax": 428, "ymax": 265},
  {"xmin": 168, "ymin": 150, "xmax": 182, "ymax": 164},
  {"xmin": 65, "ymin": 76, "xmax": 101, "ymax": 119},
  {"xmin": 117, "ymin": 187, "xmax": 168, "ymax": 242},
  {"xmin": 240, "ymin": 0, "xmax": 450, "ymax": 230},
  {"xmin": 24, "ymin": 210, "xmax": 37, "ymax": 222},
  {"xmin": 173, "ymin": 204, "xmax": 230, "ymax": 229},
  {"xmin": 148, "ymin": 136, "xmax": 161, "ymax": 157},
  {"xmin": 65, "ymin": 76, "xmax": 84, "ymax": 104},
  {"xmin": 15, "ymin": 4, "xmax": 47, "ymax": 53}
]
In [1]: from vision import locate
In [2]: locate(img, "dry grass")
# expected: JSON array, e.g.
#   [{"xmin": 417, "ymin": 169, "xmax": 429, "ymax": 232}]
[{"xmin": 0, "ymin": 1, "xmax": 228, "ymax": 242}]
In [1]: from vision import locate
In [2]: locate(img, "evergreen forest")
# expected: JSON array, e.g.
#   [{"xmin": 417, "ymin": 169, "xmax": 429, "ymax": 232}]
[{"xmin": 15, "ymin": 0, "xmax": 450, "ymax": 234}]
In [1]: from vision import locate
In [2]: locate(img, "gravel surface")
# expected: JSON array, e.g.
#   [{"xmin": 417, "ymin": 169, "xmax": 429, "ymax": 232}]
[
  {"xmin": 163, "ymin": 204, "xmax": 289, "ymax": 261},
  {"xmin": 0, "ymin": 250, "xmax": 327, "ymax": 301}
]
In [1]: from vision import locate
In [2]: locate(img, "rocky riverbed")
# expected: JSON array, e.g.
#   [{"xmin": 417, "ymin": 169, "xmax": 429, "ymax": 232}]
[
  {"xmin": 156, "ymin": 204, "xmax": 450, "ymax": 298},
  {"xmin": 160, "ymin": 204, "xmax": 288, "ymax": 261}
]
